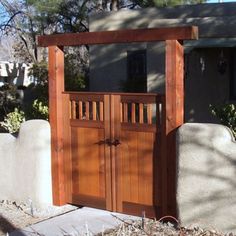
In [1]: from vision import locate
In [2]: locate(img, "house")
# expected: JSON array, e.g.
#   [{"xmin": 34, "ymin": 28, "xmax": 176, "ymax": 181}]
[
  {"xmin": 0, "ymin": 61, "xmax": 33, "ymax": 87},
  {"xmin": 89, "ymin": 2, "xmax": 236, "ymax": 123}
]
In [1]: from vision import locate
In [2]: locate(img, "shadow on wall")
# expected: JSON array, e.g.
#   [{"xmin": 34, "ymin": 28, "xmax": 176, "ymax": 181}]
[
  {"xmin": 177, "ymin": 123, "xmax": 236, "ymax": 232},
  {"xmin": 0, "ymin": 120, "xmax": 52, "ymax": 208},
  {"xmin": 184, "ymin": 48, "xmax": 231, "ymax": 123},
  {"xmin": 0, "ymin": 215, "xmax": 26, "ymax": 236}
]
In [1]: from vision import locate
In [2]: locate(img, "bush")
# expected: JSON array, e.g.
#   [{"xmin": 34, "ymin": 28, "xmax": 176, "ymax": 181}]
[
  {"xmin": 0, "ymin": 84, "xmax": 22, "ymax": 120},
  {"xmin": 210, "ymin": 103, "xmax": 236, "ymax": 138},
  {"xmin": 0, "ymin": 108, "xmax": 25, "ymax": 133},
  {"xmin": 28, "ymin": 61, "xmax": 48, "ymax": 85},
  {"xmin": 30, "ymin": 99, "xmax": 49, "ymax": 120}
]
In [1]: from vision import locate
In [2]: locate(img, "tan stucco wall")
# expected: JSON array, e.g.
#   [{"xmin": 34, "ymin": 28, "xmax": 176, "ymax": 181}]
[
  {"xmin": 177, "ymin": 123, "xmax": 236, "ymax": 232},
  {"xmin": 89, "ymin": 3, "xmax": 236, "ymax": 122},
  {"xmin": 0, "ymin": 120, "xmax": 52, "ymax": 208},
  {"xmin": 185, "ymin": 48, "xmax": 230, "ymax": 122},
  {"xmin": 89, "ymin": 3, "xmax": 236, "ymax": 37},
  {"xmin": 89, "ymin": 42, "xmax": 165, "ymax": 93}
]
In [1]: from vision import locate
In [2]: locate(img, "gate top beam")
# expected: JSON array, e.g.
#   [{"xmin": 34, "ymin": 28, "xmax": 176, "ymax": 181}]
[{"xmin": 37, "ymin": 26, "xmax": 198, "ymax": 47}]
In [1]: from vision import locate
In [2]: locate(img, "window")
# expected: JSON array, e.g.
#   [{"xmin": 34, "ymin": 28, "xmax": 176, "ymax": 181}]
[
  {"xmin": 126, "ymin": 50, "xmax": 147, "ymax": 92},
  {"xmin": 230, "ymin": 48, "xmax": 236, "ymax": 100}
]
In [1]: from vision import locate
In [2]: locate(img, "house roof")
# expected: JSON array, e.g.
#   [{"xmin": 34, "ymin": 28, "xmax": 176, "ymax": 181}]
[{"xmin": 89, "ymin": 2, "xmax": 236, "ymax": 41}]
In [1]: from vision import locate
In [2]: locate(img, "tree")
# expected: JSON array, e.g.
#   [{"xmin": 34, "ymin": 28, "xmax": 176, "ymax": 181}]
[{"xmin": 0, "ymin": 0, "xmax": 95, "ymax": 63}]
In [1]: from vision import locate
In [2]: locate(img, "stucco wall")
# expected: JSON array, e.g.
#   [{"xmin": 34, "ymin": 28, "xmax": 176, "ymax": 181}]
[
  {"xmin": 89, "ymin": 42, "xmax": 165, "ymax": 93},
  {"xmin": 89, "ymin": 3, "xmax": 236, "ymax": 123},
  {"xmin": 0, "ymin": 120, "xmax": 52, "ymax": 208},
  {"xmin": 177, "ymin": 123, "xmax": 236, "ymax": 232}
]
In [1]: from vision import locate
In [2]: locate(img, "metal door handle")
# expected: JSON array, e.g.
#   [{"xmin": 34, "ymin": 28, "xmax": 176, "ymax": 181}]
[
  {"xmin": 97, "ymin": 139, "xmax": 121, "ymax": 146},
  {"xmin": 112, "ymin": 139, "xmax": 121, "ymax": 147}
]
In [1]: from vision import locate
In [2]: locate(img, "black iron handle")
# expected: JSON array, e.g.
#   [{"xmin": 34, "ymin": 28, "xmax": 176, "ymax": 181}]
[
  {"xmin": 97, "ymin": 139, "xmax": 121, "ymax": 146},
  {"xmin": 99, "ymin": 139, "xmax": 121, "ymax": 146},
  {"xmin": 112, "ymin": 139, "xmax": 121, "ymax": 147}
]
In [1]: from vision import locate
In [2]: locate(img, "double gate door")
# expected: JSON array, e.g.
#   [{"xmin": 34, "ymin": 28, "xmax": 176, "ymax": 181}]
[{"xmin": 62, "ymin": 92, "xmax": 164, "ymax": 218}]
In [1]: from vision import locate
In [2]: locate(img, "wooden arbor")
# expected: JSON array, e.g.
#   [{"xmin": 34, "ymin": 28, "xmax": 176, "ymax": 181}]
[{"xmin": 38, "ymin": 26, "xmax": 198, "ymax": 217}]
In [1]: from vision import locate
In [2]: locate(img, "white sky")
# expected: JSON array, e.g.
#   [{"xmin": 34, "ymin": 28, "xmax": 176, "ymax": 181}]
[{"xmin": 207, "ymin": 0, "xmax": 236, "ymax": 2}]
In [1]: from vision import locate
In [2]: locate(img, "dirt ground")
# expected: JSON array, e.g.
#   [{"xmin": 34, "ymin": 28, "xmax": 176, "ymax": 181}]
[
  {"xmin": 0, "ymin": 201, "xmax": 235, "ymax": 236},
  {"xmin": 0, "ymin": 200, "xmax": 78, "ymax": 236}
]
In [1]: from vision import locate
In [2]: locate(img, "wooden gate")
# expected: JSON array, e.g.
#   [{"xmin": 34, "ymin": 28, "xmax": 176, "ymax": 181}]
[{"xmin": 62, "ymin": 92, "xmax": 164, "ymax": 217}]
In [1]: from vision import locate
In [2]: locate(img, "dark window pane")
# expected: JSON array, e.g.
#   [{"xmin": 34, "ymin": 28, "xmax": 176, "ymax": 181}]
[
  {"xmin": 126, "ymin": 50, "xmax": 147, "ymax": 92},
  {"xmin": 230, "ymin": 49, "xmax": 236, "ymax": 100}
]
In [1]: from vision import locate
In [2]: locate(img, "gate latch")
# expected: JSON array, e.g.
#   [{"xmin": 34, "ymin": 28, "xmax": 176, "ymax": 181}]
[
  {"xmin": 112, "ymin": 139, "xmax": 121, "ymax": 147},
  {"xmin": 103, "ymin": 139, "xmax": 121, "ymax": 147}
]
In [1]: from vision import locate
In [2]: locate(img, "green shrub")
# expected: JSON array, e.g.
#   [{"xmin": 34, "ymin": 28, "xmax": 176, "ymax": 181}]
[
  {"xmin": 0, "ymin": 84, "xmax": 22, "ymax": 120},
  {"xmin": 28, "ymin": 61, "xmax": 48, "ymax": 85},
  {"xmin": 0, "ymin": 108, "xmax": 25, "ymax": 133},
  {"xmin": 30, "ymin": 99, "xmax": 49, "ymax": 120},
  {"xmin": 210, "ymin": 104, "xmax": 236, "ymax": 138}
]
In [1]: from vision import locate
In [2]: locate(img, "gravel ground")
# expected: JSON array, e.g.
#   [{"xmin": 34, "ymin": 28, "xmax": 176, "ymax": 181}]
[
  {"xmin": 0, "ymin": 200, "xmax": 78, "ymax": 236},
  {"xmin": 0, "ymin": 201, "xmax": 235, "ymax": 236},
  {"xmin": 100, "ymin": 215, "xmax": 236, "ymax": 236}
]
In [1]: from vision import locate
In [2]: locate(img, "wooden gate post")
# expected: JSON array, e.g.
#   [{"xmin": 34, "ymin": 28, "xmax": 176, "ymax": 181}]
[
  {"xmin": 164, "ymin": 40, "xmax": 184, "ymax": 217},
  {"xmin": 48, "ymin": 46, "xmax": 66, "ymax": 205}
]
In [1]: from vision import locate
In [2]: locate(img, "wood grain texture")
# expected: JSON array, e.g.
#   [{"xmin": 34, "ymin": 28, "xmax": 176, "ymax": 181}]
[
  {"xmin": 62, "ymin": 94, "xmax": 72, "ymax": 203},
  {"xmin": 122, "ymin": 202, "xmax": 156, "ymax": 218},
  {"xmin": 110, "ymin": 95, "xmax": 121, "ymax": 212},
  {"xmin": 48, "ymin": 46, "xmax": 66, "ymax": 205},
  {"xmin": 61, "ymin": 92, "xmax": 164, "ymax": 217},
  {"xmin": 72, "ymin": 194, "xmax": 106, "ymax": 210},
  {"xmin": 38, "ymin": 26, "xmax": 198, "ymax": 47},
  {"xmin": 71, "ymin": 127, "xmax": 106, "ymax": 198},
  {"xmin": 165, "ymin": 40, "xmax": 184, "ymax": 217},
  {"xmin": 104, "ymin": 95, "xmax": 112, "ymax": 210},
  {"xmin": 119, "ymin": 130, "xmax": 155, "ymax": 208}
]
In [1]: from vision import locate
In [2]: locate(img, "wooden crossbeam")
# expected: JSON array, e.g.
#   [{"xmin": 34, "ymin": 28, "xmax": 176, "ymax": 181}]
[{"xmin": 38, "ymin": 26, "xmax": 198, "ymax": 47}]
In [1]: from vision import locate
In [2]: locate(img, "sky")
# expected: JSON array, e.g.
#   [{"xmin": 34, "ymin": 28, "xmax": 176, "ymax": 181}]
[{"xmin": 207, "ymin": 0, "xmax": 236, "ymax": 2}]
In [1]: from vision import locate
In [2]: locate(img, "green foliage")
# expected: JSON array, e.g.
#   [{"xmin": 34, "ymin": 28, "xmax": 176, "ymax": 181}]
[
  {"xmin": 24, "ymin": 57, "xmax": 86, "ymax": 121},
  {"xmin": 0, "ymin": 84, "xmax": 22, "ymax": 120},
  {"xmin": 28, "ymin": 61, "xmax": 48, "ymax": 85},
  {"xmin": 0, "ymin": 108, "xmax": 25, "ymax": 133},
  {"xmin": 29, "ymin": 99, "xmax": 49, "ymax": 120},
  {"xmin": 65, "ymin": 54, "xmax": 86, "ymax": 91},
  {"xmin": 210, "ymin": 104, "xmax": 236, "ymax": 138}
]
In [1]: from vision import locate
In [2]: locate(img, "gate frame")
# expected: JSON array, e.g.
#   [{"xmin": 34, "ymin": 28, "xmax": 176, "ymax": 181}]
[{"xmin": 37, "ymin": 26, "xmax": 198, "ymax": 217}]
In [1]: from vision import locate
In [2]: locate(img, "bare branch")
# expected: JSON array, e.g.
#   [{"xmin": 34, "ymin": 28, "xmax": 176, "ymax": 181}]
[{"xmin": 3, "ymin": 10, "xmax": 23, "ymax": 30}]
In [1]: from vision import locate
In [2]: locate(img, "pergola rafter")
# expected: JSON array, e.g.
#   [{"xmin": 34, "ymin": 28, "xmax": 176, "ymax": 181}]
[{"xmin": 38, "ymin": 26, "xmax": 198, "ymax": 217}]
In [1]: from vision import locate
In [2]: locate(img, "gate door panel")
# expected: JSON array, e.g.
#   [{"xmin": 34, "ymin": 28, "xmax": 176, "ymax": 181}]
[
  {"xmin": 115, "ymin": 94, "xmax": 162, "ymax": 217},
  {"xmin": 63, "ymin": 92, "xmax": 163, "ymax": 217},
  {"xmin": 66, "ymin": 93, "xmax": 112, "ymax": 210}
]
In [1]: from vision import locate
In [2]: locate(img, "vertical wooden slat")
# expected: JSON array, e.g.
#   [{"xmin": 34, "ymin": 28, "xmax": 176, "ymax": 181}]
[
  {"xmin": 104, "ymin": 95, "xmax": 112, "ymax": 210},
  {"xmin": 62, "ymin": 93, "xmax": 72, "ymax": 203},
  {"xmin": 147, "ymin": 104, "xmax": 152, "ymax": 124},
  {"xmin": 86, "ymin": 101, "xmax": 89, "ymax": 120},
  {"xmin": 48, "ymin": 45, "xmax": 66, "ymax": 205},
  {"xmin": 123, "ymin": 103, "xmax": 128, "ymax": 122},
  {"xmin": 99, "ymin": 101, "xmax": 104, "ymax": 121},
  {"xmin": 120, "ymin": 102, "xmax": 123, "ymax": 123},
  {"xmin": 71, "ymin": 101, "xmax": 76, "ymax": 119},
  {"xmin": 79, "ymin": 101, "xmax": 83, "ymax": 119},
  {"xmin": 110, "ymin": 94, "xmax": 121, "ymax": 212},
  {"xmin": 93, "ymin": 101, "xmax": 97, "ymax": 121},
  {"xmin": 139, "ymin": 103, "xmax": 144, "ymax": 124},
  {"xmin": 131, "ymin": 103, "xmax": 136, "ymax": 123},
  {"xmin": 69, "ymin": 100, "xmax": 72, "ymax": 119}
]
